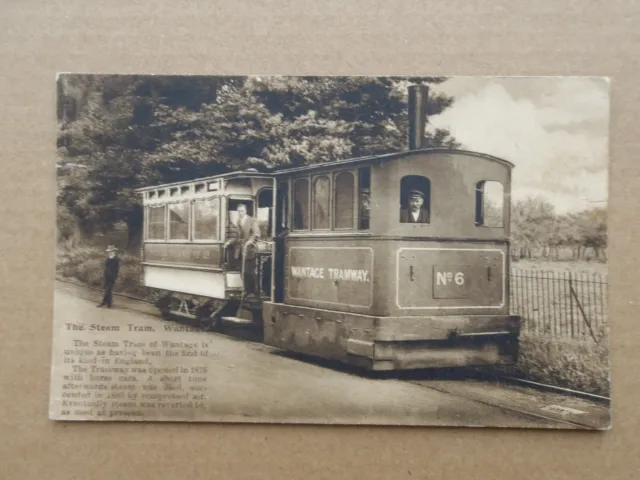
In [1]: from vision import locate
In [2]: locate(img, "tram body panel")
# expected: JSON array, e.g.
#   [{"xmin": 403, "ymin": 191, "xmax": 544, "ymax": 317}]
[
  {"xmin": 282, "ymin": 236, "xmax": 387, "ymax": 316},
  {"xmin": 388, "ymin": 239, "xmax": 510, "ymax": 317},
  {"xmin": 143, "ymin": 266, "xmax": 227, "ymax": 299}
]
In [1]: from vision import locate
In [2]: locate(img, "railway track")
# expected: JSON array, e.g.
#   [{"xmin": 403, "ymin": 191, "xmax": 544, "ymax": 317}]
[
  {"xmin": 403, "ymin": 379, "xmax": 602, "ymax": 429},
  {"xmin": 55, "ymin": 278, "xmax": 610, "ymax": 429}
]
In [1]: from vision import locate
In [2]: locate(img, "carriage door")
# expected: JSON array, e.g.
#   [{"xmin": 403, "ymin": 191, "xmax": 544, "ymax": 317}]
[{"xmin": 273, "ymin": 182, "xmax": 289, "ymax": 302}]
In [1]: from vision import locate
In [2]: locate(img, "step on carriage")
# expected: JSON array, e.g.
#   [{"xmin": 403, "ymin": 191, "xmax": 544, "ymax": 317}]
[{"xmin": 135, "ymin": 85, "xmax": 522, "ymax": 371}]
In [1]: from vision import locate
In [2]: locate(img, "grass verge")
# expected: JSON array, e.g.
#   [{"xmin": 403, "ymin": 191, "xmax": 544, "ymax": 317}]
[
  {"xmin": 494, "ymin": 331, "xmax": 610, "ymax": 397},
  {"xmin": 56, "ymin": 245, "xmax": 154, "ymax": 301}
]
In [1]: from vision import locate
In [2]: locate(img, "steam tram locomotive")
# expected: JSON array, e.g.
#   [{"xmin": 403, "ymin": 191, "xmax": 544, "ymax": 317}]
[{"xmin": 135, "ymin": 85, "xmax": 521, "ymax": 371}]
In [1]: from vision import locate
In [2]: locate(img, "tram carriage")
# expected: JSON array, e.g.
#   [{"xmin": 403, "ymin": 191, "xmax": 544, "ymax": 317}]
[{"xmin": 135, "ymin": 85, "xmax": 521, "ymax": 371}]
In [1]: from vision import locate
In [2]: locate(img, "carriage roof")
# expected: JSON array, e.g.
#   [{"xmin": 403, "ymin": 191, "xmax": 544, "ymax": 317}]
[
  {"xmin": 134, "ymin": 170, "xmax": 273, "ymax": 193},
  {"xmin": 134, "ymin": 148, "xmax": 514, "ymax": 194},
  {"xmin": 272, "ymin": 148, "xmax": 514, "ymax": 177}
]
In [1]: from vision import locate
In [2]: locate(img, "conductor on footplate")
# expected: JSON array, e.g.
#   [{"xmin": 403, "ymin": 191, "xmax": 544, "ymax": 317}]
[
  {"xmin": 225, "ymin": 203, "xmax": 261, "ymax": 297},
  {"xmin": 400, "ymin": 189, "xmax": 430, "ymax": 223}
]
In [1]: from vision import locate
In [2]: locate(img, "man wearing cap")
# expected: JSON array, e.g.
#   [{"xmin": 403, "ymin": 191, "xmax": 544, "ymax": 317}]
[
  {"xmin": 400, "ymin": 189, "xmax": 430, "ymax": 223},
  {"xmin": 97, "ymin": 245, "xmax": 120, "ymax": 308}
]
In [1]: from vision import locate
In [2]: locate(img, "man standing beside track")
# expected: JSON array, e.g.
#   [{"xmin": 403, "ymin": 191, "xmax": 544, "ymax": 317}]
[{"xmin": 96, "ymin": 245, "xmax": 120, "ymax": 309}]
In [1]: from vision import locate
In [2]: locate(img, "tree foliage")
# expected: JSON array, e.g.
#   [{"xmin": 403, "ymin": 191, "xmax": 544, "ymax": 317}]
[
  {"xmin": 510, "ymin": 196, "xmax": 607, "ymax": 261},
  {"xmin": 57, "ymin": 75, "xmax": 459, "ymax": 246}
]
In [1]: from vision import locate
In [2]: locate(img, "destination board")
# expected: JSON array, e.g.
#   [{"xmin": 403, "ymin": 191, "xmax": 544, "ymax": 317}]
[{"xmin": 144, "ymin": 243, "xmax": 221, "ymax": 268}]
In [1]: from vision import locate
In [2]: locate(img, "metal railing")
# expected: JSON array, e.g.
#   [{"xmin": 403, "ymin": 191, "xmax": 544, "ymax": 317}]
[{"xmin": 510, "ymin": 268, "xmax": 608, "ymax": 341}]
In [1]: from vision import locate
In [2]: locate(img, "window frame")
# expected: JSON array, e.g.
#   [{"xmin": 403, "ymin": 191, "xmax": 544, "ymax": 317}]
[
  {"xmin": 474, "ymin": 180, "xmax": 505, "ymax": 228},
  {"xmin": 166, "ymin": 200, "xmax": 191, "ymax": 242},
  {"xmin": 191, "ymin": 195, "xmax": 222, "ymax": 243},
  {"xmin": 333, "ymin": 170, "xmax": 357, "ymax": 230},
  {"xmin": 399, "ymin": 174, "xmax": 431, "ymax": 225},
  {"xmin": 255, "ymin": 186, "xmax": 275, "ymax": 238},
  {"xmin": 145, "ymin": 204, "xmax": 168, "ymax": 242},
  {"xmin": 288, "ymin": 167, "xmax": 372, "ymax": 235},
  {"xmin": 292, "ymin": 176, "xmax": 311, "ymax": 232},
  {"xmin": 311, "ymin": 174, "xmax": 332, "ymax": 231}
]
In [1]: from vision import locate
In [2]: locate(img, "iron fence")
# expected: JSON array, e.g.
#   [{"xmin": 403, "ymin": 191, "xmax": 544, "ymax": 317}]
[{"xmin": 510, "ymin": 268, "xmax": 608, "ymax": 341}]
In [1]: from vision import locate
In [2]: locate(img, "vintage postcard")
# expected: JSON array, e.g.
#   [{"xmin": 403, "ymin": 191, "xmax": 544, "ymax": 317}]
[{"xmin": 50, "ymin": 75, "xmax": 611, "ymax": 429}]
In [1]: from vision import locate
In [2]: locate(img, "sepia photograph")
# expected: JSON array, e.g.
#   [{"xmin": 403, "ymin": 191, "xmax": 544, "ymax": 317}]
[{"xmin": 50, "ymin": 74, "xmax": 610, "ymax": 429}]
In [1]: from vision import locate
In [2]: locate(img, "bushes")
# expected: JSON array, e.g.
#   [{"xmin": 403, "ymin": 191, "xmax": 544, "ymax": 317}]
[
  {"xmin": 506, "ymin": 332, "xmax": 610, "ymax": 396},
  {"xmin": 56, "ymin": 245, "xmax": 152, "ymax": 300}
]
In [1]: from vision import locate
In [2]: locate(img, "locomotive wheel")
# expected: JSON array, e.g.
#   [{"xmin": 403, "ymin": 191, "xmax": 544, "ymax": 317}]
[
  {"xmin": 155, "ymin": 294, "xmax": 173, "ymax": 319},
  {"xmin": 195, "ymin": 303, "xmax": 215, "ymax": 329}
]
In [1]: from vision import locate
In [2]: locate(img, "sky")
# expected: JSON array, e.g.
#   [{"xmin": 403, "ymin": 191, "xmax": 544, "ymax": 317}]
[{"xmin": 428, "ymin": 76, "xmax": 610, "ymax": 214}]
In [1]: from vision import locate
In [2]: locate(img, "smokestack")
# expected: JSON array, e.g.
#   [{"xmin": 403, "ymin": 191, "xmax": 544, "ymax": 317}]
[{"xmin": 408, "ymin": 84, "xmax": 429, "ymax": 150}]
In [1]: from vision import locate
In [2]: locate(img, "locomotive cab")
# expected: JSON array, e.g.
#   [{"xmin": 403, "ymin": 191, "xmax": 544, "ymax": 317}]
[{"xmin": 262, "ymin": 85, "xmax": 521, "ymax": 371}]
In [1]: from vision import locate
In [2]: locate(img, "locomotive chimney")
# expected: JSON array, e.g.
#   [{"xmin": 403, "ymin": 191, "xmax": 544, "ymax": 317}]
[{"xmin": 408, "ymin": 84, "xmax": 429, "ymax": 150}]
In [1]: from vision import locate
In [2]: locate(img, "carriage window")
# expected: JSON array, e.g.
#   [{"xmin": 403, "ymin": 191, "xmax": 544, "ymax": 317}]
[
  {"xmin": 475, "ymin": 181, "xmax": 504, "ymax": 227},
  {"xmin": 358, "ymin": 167, "xmax": 371, "ymax": 230},
  {"xmin": 293, "ymin": 178, "xmax": 309, "ymax": 230},
  {"xmin": 334, "ymin": 172, "xmax": 355, "ymax": 229},
  {"xmin": 147, "ymin": 205, "xmax": 166, "ymax": 240},
  {"xmin": 313, "ymin": 176, "xmax": 331, "ymax": 230},
  {"xmin": 400, "ymin": 175, "xmax": 430, "ymax": 224},
  {"xmin": 169, "ymin": 202, "xmax": 190, "ymax": 240},
  {"xmin": 193, "ymin": 198, "xmax": 219, "ymax": 240}
]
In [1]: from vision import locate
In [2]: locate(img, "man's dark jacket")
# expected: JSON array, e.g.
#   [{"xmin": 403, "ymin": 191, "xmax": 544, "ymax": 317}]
[
  {"xmin": 400, "ymin": 208, "xmax": 430, "ymax": 223},
  {"xmin": 104, "ymin": 257, "xmax": 120, "ymax": 285}
]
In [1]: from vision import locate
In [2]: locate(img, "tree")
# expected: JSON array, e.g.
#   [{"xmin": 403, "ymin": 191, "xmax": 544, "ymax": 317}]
[
  {"xmin": 57, "ymin": 75, "xmax": 460, "ymax": 248},
  {"xmin": 510, "ymin": 196, "xmax": 556, "ymax": 259}
]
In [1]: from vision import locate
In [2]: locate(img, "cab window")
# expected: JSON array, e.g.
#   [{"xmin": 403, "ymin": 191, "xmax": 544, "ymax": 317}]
[
  {"xmin": 475, "ymin": 181, "xmax": 504, "ymax": 227},
  {"xmin": 293, "ymin": 178, "xmax": 309, "ymax": 230},
  {"xmin": 400, "ymin": 175, "xmax": 430, "ymax": 224},
  {"xmin": 358, "ymin": 167, "xmax": 371, "ymax": 230},
  {"xmin": 312, "ymin": 176, "xmax": 330, "ymax": 230},
  {"xmin": 334, "ymin": 171, "xmax": 355, "ymax": 229}
]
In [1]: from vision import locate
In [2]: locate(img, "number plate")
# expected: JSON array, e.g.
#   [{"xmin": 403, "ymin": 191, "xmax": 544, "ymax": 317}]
[{"xmin": 432, "ymin": 265, "xmax": 471, "ymax": 299}]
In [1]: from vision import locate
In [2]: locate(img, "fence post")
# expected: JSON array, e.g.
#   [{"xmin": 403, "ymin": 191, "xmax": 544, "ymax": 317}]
[{"xmin": 569, "ymin": 283, "xmax": 598, "ymax": 343}]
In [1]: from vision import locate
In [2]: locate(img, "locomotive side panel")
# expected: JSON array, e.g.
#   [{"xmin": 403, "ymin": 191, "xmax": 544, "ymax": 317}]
[
  {"xmin": 287, "ymin": 246, "xmax": 373, "ymax": 308},
  {"xmin": 395, "ymin": 245, "xmax": 506, "ymax": 311},
  {"xmin": 385, "ymin": 240, "xmax": 511, "ymax": 317},
  {"xmin": 282, "ymin": 237, "xmax": 389, "ymax": 316}
]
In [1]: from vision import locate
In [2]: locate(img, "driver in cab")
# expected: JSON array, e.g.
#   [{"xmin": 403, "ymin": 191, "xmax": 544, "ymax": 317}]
[{"xmin": 400, "ymin": 189, "xmax": 430, "ymax": 223}]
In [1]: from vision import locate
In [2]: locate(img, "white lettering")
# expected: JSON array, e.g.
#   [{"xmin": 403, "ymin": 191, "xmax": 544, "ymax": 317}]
[
  {"xmin": 436, "ymin": 271, "xmax": 465, "ymax": 286},
  {"xmin": 291, "ymin": 266, "xmax": 370, "ymax": 282}
]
